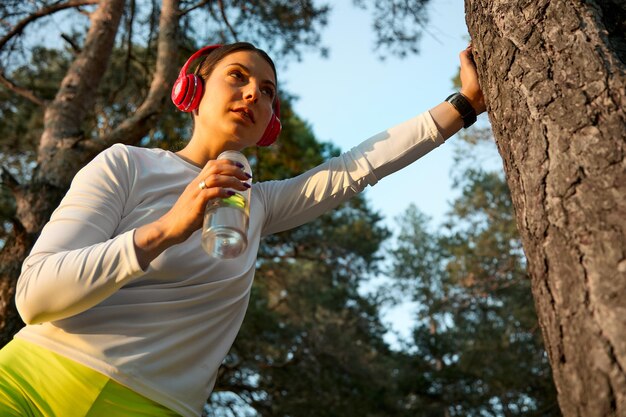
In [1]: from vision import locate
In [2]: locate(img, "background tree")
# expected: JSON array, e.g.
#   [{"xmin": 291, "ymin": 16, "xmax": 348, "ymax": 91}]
[
  {"xmin": 464, "ymin": 1, "xmax": 625, "ymax": 415},
  {"xmin": 388, "ymin": 132, "xmax": 560, "ymax": 417}
]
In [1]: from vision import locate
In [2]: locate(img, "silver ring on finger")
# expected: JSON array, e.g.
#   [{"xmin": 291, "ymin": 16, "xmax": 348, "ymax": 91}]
[{"xmin": 198, "ymin": 180, "xmax": 207, "ymax": 190}]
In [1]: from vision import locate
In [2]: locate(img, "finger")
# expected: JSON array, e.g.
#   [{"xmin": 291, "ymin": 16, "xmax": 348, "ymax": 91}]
[
  {"xmin": 459, "ymin": 48, "xmax": 475, "ymax": 67},
  {"xmin": 198, "ymin": 174, "xmax": 250, "ymax": 192},
  {"xmin": 199, "ymin": 159, "xmax": 251, "ymax": 181},
  {"xmin": 219, "ymin": 165, "xmax": 252, "ymax": 181},
  {"xmin": 199, "ymin": 187, "xmax": 239, "ymax": 202},
  {"xmin": 466, "ymin": 42, "xmax": 478, "ymax": 65},
  {"xmin": 201, "ymin": 157, "xmax": 244, "ymax": 173}
]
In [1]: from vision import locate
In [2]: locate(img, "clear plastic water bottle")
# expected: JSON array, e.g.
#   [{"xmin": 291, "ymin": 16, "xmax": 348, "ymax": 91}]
[{"xmin": 201, "ymin": 151, "xmax": 251, "ymax": 258}]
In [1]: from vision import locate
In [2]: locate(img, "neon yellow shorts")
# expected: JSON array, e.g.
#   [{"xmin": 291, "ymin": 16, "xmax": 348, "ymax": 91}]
[{"xmin": 0, "ymin": 338, "xmax": 181, "ymax": 417}]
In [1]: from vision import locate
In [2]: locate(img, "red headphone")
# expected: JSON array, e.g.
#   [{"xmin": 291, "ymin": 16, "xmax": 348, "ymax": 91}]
[{"xmin": 171, "ymin": 44, "xmax": 281, "ymax": 147}]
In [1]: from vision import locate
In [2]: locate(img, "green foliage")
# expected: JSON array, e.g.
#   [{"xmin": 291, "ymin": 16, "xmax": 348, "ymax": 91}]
[
  {"xmin": 0, "ymin": 47, "xmax": 70, "ymax": 159},
  {"xmin": 216, "ymin": 1, "xmax": 331, "ymax": 61},
  {"xmin": 91, "ymin": 45, "xmax": 193, "ymax": 151},
  {"xmin": 388, "ymin": 136, "xmax": 561, "ymax": 416},
  {"xmin": 353, "ymin": 0, "xmax": 430, "ymax": 58},
  {"xmin": 0, "ymin": 47, "xmax": 74, "ymax": 245}
]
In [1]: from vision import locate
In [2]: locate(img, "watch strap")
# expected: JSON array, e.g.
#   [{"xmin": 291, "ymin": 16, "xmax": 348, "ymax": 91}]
[{"xmin": 445, "ymin": 92, "xmax": 477, "ymax": 128}]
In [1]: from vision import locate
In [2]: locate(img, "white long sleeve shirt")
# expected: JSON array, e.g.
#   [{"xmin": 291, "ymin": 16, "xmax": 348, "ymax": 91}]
[{"xmin": 15, "ymin": 111, "xmax": 444, "ymax": 417}]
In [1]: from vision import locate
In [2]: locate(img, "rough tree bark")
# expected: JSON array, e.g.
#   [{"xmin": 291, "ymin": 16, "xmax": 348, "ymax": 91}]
[
  {"xmin": 0, "ymin": 0, "xmax": 180, "ymax": 346},
  {"xmin": 465, "ymin": 0, "xmax": 625, "ymax": 416}
]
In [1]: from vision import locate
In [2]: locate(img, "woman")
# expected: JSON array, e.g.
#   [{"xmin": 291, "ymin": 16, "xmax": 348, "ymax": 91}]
[{"xmin": 0, "ymin": 42, "xmax": 485, "ymax": 416}]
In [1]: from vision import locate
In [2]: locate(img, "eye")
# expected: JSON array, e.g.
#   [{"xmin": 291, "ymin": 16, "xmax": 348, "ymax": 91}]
[
  {"xmin": 261, "ymin": 86, "xmax": 275, "ymax": 99},
  {"xmin": 228, "ymin": 70, "xmax": 244, "ymax": 80}
]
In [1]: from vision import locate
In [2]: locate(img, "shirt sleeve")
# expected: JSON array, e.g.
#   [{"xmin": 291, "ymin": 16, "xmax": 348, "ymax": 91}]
[
  {"xmin": 258, "ymin": 111, "xmax": 445, "ymax": 236},
  {"xmin": 16, "ymin": 144, "xmax": 146, "ymax": 325}
]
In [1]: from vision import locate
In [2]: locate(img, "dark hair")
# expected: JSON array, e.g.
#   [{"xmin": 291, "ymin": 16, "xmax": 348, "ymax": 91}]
[{"xmin": 194, "ymin": 42, "xmax": 278, "ymax": 95}]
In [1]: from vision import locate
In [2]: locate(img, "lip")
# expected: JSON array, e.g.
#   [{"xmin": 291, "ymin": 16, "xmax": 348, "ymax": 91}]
[{"xmin": 231, "ymin": 106, "xmax": 255, "ymax": 124}]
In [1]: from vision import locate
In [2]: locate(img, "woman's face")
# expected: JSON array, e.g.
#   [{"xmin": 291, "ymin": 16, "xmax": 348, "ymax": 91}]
[{"xmin": 195, "ymin": 50, "xmax": 277, "ymax": 149}]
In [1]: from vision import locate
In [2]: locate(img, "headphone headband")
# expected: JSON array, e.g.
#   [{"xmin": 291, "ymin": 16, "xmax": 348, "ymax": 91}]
[{"xmin": 177, "ymin": 44, "xmax": 221, "ymax": 79}]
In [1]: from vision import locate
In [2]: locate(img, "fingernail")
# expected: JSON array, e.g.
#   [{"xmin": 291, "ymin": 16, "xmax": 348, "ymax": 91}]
[
  {"xmin": 244, "ymin": 172, "xmax": 252, "ymax": 179},
  {"xmin": 242, "ymin": 182, "xmax": 251, "ymax": 188},
  {"xmin": 227, "ymin": 190, "xmax": 236, "ymax": 196},
  {"xmin": 235, "ymin": 162, "xmax": 244, "ymax": 168}
]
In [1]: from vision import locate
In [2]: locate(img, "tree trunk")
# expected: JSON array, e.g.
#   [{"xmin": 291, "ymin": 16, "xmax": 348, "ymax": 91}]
[
  {"xmin": 0, "ymin": 0, "xmax": 179, "ymax": 346},
  {"xmin": 465, "ymin": 1, "xmax": 626, "ymax": 416}
]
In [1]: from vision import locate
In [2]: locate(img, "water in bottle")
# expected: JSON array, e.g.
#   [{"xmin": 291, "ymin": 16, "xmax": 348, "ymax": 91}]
[{"xmin": 201, "ymin": 151, "xmax": 251, "ymax": 258}]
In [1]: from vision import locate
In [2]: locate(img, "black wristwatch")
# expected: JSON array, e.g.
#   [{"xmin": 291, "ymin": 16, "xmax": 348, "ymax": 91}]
[{"xmin": 445, "ymin": 92, "xmax": 477, "ymax": 128}]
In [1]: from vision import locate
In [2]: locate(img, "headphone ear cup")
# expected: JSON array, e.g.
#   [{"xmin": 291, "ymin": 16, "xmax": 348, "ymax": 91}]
[
  {"xmin": 257, "ymin": 100, "xmax": 282, "ymax": 147},
  {"xmin": 172, "ymin": 45, "xmax": 221, "ymax": 112},
  {"xmin": 171, "ymin": 75, "xmax": 189, "ymax": 110},
  {"xmin": 171, "ymin": 74, "xmax": 204, "ymax": 112},
  {"xmin": 186, "ymin": 74, "xmax": 204, "ymax": 112},
  {"xmin": 257, "ymin": 113, "xmax": 282, "ymax": 146}
]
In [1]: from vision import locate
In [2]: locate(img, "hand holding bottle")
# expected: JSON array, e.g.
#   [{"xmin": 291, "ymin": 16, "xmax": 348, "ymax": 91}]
[
  {"xmin": 133, "ymin": 155, "xmax": 250, "ymax": 269},
  {"xmin": 202, "ymin": 151, "xmax": 252, "ymax": 258}
]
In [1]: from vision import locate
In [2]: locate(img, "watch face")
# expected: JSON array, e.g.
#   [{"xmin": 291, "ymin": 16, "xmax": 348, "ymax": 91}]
[{"xmin": 447, "ymin": 93, "xmax": 476, "ymax": 128}]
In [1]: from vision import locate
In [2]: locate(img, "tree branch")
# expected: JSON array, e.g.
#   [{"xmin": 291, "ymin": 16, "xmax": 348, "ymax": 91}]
[
  {"xmin": 0, "ymin": 0, "xmax": 99, "ymax": 51},
  {"xmin": 0, "ymin": 165, "xmax": 24, "ymax": 233},
  {"xmin": 0, "ymin": 71, "xmax": 47, "ymax": 107},
  {"xmin": 107, "ymin": 0, "xmax": 136, "ymax": 105},
  {"xmin": 0, "ymin": 166, "xmax": 20, "ymax": 193},
  {"xmin": 180, "ymin": 0, "xmax": 210, "ymax": 16},
  {"xmin": 95, "ymin": 0, "xmax": 181, "ymax": 150},
  {"xmin": 60, "ymin": 33, "xmax": 81, "ymax": 53},
  {"xmin": 217, "ymin": 0, "xmax": 238, "ymax": 40}
]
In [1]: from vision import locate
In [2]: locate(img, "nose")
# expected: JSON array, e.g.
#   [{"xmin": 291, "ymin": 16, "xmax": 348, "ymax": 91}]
[{"xmin": 243, "ymin": 82, "xmax": 260, "ymax": 103}]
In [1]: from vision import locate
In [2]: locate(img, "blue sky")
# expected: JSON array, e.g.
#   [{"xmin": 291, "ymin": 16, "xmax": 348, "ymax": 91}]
[{"xmin": 281, "ymin": 0, "xmax": 481, "ymax": 230}]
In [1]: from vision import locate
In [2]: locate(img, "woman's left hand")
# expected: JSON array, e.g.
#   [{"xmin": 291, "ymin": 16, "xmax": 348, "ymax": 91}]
[{"xmin": 459, "ymin": 44, "xmax": 486, "ymax": 115}]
